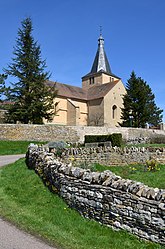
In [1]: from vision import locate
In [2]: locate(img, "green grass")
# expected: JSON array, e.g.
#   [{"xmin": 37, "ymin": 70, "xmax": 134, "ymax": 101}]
[
  {"xmin": 0, "ymin": 140, "xmax": 46, "ymax": 155},
  {"xmin": 94, "ymin": 163, "xmax": 165, "ymax": 189},
  {"xmin": 125, "ymin": 144, "xmax": 165, "ymax": 148},
  {"xmin": 0, "ymin": 159, "xmax": 164, "ymax": 249}
]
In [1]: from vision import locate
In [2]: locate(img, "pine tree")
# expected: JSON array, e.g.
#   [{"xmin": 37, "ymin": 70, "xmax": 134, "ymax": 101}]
[
  {"xmin": 121, "ymin": 71, "xmax": 163, "ymax": 128},
  {"xmin": 0, "ymin": 74, "xmax": 7, "ymax": 101},
  {"xmin": 4, "ymin": 17, "xmax": 56, "ymax": 124}
]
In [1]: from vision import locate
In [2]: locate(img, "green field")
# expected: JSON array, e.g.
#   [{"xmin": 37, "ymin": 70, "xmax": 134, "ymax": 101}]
[
  {"xmin": 0, "ymin": 159, "xmax": 164, "ymax": 249},
  {"xmin": 0, "ymin": 140, "xmax": 46, "ymax": 155}
]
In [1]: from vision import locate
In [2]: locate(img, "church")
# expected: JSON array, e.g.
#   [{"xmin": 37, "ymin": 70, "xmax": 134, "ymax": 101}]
[{"xmin": 46, "ymin": 33, "xmax": 126, "ymax": 127}]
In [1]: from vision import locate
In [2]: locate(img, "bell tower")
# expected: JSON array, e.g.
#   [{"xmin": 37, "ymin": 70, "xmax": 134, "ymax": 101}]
[{"xmin": 82, "ymin": 32, "xmax": 120, "ymax": 90}]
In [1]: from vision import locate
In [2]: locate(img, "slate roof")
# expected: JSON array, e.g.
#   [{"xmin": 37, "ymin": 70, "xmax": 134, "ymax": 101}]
[
  {"xmin": 82, "ymin": 34, "xmax": 120, "ymax": 80},
  {"xmin": 46, "ymin": 80, "xmax": 119, "ymax": 101},
  {"xmin": 91, "ymin": 47, "xmax": 112, "ymax": 74}
]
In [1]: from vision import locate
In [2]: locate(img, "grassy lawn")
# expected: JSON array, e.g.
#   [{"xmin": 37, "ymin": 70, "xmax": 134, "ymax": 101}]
[
  {"xmin": 94, "ymin": 163, "xmax": 165, "ymax": 189},
  {"xmin": 0, "ymin": 159, "xmax": 165, "ymax": 249},
  {"xmin": 0, "ymin": 140, "xmax": 46, "ymax": 155}
]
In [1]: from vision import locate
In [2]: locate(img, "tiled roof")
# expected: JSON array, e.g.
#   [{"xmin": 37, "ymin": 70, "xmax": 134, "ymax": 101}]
[
  {"xmin": 46, "ymin": 81, "xmax": 87, "ymax": 101},
  {"xmin": 46, "ymin": 80, "xmax": 119, "ymax": 101},
  {"xmin": 87, "ymin": 81, "xmax": 119, "ymax": 100}
]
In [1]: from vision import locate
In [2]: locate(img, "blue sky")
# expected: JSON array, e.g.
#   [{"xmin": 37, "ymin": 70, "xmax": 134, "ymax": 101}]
[{"xmin": 1, "ymin": 0, "xmax": 165, "ymax": 121}]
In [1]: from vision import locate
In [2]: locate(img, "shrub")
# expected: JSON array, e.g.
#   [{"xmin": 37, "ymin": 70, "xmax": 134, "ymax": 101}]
[
  {"xmin": 145, "ymin": 159, "xmax": 160, "ymax": 172},
  {"xmin": 85, "ymin": 135, "xmax": 111, "ymax": 143},
  {"xmin": 47, "ymin": 141, "xmax": 67, "ymax": 156},
  {"xmin": 110, "ymin": 133, "xmax": 122, "ymax": 147},
  {"xmin": 84, "ymin": 133, "xmax": 122, "ymax": 147}
]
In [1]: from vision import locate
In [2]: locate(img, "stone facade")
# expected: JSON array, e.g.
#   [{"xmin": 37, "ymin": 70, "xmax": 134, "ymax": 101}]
[{"xmin": 26, "ymin": 144, "xmax": 165, "ymax": 245}]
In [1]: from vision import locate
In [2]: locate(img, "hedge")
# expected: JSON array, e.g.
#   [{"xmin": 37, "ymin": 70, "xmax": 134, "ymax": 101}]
[{"xmin": 84, "ymin": 133, "xmax": 122, "ymax": 147}]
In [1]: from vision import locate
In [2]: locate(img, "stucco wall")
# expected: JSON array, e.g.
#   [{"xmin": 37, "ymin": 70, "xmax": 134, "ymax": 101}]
[
  {"xmin": 69, "ymin": 99, "xmax": 88, "ymax": 126},
  {"xmin": 82, "ymin": 73, "xmax": 103, "ymax": 90},
  {"xmin": 82, "ymin": 72, "xmax": 120, "ymax": 90},
  {"xmin": 0, "ymin": 124, "xmax": 165, "ymax": 143},
  {"xmin": 104, "ymin": 80, "xmax": 126, "ymax": 127},
  {"xmin": 50, "ymin": 97, "xmax": 67, "ymax": 125},
  {"xmin": 101, "ymin": 73, "xmax": 119, "ymax": 83}
]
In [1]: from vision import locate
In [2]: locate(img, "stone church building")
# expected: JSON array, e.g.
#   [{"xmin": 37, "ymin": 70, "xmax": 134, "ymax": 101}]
[{"xmin": 46, "ymin": 34, "xmax": 126, "ymax": 127}]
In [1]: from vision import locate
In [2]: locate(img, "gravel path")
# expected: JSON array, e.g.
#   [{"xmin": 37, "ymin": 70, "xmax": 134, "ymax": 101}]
[{"xmin": 0, "ymin": 155, "xmax": 59, "ymax": 249}]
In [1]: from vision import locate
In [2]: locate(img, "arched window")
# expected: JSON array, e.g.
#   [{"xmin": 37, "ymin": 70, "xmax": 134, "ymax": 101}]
[{"xmin": 112, "ymin": 105, "xmax": 117, "ymax": 119}]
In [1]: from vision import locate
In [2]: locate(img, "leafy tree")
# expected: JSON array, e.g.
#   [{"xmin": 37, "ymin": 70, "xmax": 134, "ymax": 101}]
[
  {"xmin": 0, "ymin": 74, "xmax": 7, "ymax": 101},
  {"xmin": 4, "ymin": 17, "xmax": 56, "ymax": 124},
  {"xmin": 121, "ymin": 71, "xmax": 163, "ymax": 128},
  {"xmin": 88, "ymin": 113, "xmax": 104, "ymax": 126}
]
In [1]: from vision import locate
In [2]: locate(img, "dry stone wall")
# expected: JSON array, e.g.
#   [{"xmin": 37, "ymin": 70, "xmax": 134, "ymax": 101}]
[
  {"xmin": 26, "ymin": 144, "xmax": 165, "ymax": 245},
  {"xmin": 60, "ymin": 146, "xmax": 165, "ymax": 166}
]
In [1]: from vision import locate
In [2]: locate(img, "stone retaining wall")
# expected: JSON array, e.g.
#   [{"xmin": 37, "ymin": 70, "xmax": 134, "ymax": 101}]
[
  {"xmin": 0, "ymin": 124, "xmax": 165, "ymax": 143},
  {"xmin": 0, "ymin": 124, "xmax": 79, "ymax": 142},
  {"xmin": 26, "ymin": 144, "xmax": 165, "ymax": 244},
  {"xmin": 60, "ymin": 146, "xmax": 165, "ymax": 166}
]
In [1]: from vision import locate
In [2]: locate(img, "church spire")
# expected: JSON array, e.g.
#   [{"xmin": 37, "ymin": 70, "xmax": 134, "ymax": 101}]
[{"xmin": 90, "ymin": 31, "xmax": 112, "ymax": 74}]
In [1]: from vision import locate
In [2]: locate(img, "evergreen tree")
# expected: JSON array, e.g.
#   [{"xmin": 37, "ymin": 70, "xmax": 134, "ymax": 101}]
[
  {"xmin": 0, "ymin": 74, "xmax": 7, "ymax": 101},
  {"xmin": 4, "ymin": 17, "xmax": 56, "ymax": 124},
  {"xmin": 121, "ymin": 71, "xmax": 163, "ymax": 128}
]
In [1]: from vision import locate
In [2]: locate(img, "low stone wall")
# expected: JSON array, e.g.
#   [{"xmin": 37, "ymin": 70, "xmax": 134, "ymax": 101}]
[
  {"xmin": 0, "ymin": 124, "xmax": 165, "ymax": 143},
  {"xmin": 60, "ymin": 146, "xmax": 165, "ymax": 166},
  {"xmin": 26, "ymin": 144, "xmax": 165, "ymax": 244}
]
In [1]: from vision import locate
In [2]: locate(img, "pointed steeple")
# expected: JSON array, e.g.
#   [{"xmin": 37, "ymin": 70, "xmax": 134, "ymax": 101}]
[
  {"xmin": 90, "ymin": 32, "xmax": 112, "ymax": 74},
  {"xmin": 82, "ymin": 31, "xmax": 121, "ymax": 90}
]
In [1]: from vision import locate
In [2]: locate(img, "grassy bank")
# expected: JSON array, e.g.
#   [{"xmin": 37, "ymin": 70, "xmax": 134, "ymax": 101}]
[
  {"xmin": 126, "ymin": 144, "xmax": 165, "ymax": 148},
  {"xmin": 0, "ymin": 159, "xmax": 164, "ymax": 249},
  {"xmin": 0, "ymin": 140, "xmax": 46, "ymax": 155},
  {"xmin": 94, "ymin": 163, "xmax": 165, "ymax": 189}
]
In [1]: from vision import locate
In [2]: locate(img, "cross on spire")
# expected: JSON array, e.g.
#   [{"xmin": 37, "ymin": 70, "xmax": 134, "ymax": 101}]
[
  {"xmin": 100, "ymin": 26, "xmax": 102, "ymax": 36},
  {"xmin": 90, "ymin": 30, "xmax": 112, "ymax": 74}
]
